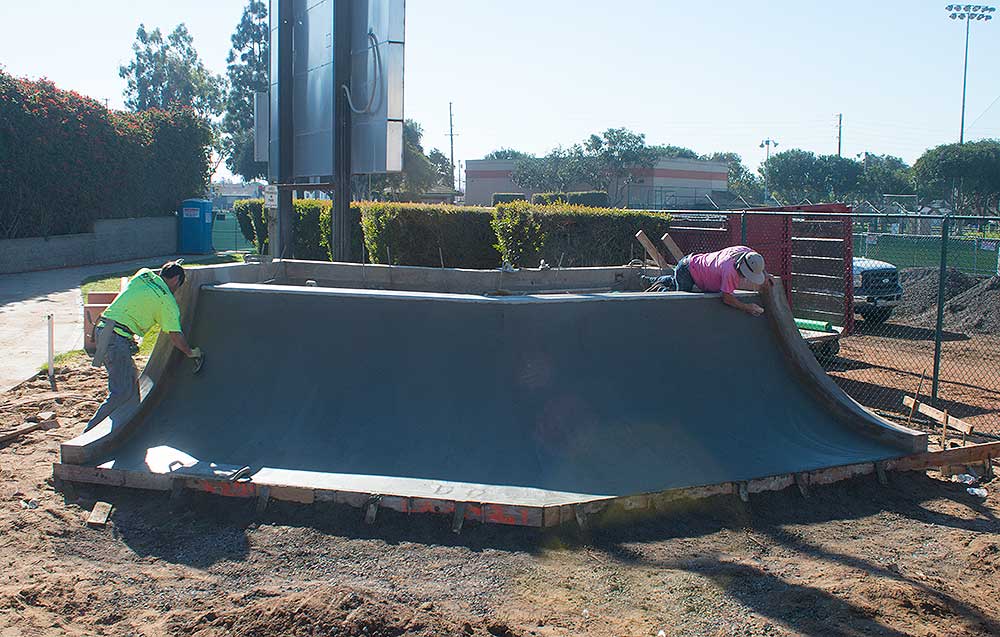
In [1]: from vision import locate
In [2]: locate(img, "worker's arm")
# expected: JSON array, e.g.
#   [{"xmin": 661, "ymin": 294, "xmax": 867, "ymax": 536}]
[
  {"xmin": 166, "ymin": 331, "xmax": 199, "ymax": 357},
  {"xmin": 722, "ymin": 292, "xmax": 764, "ymax": 316}
]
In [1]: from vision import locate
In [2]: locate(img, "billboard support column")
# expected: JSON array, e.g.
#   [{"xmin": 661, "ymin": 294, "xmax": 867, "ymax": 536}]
[{"xmin": 332, "ymin": 0, "xmax": 354, "ymax": 262}]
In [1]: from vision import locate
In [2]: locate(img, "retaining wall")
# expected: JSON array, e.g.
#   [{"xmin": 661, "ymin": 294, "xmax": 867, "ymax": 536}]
[{"xmin": 0, "ymin": 217, "xmax": 177, "ymax": 274}]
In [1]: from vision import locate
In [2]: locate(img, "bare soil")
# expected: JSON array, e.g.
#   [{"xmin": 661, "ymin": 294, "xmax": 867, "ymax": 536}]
[{"xmin": 2, "ymin": 359, "xmax": 1000, "ymax": 636}]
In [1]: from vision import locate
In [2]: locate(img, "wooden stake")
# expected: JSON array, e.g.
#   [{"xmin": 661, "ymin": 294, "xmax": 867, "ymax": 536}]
[
  {"xmin": 86, "ymin": 501, "xmax": 113, "ymax": 528},
  {"xmin": 906, "ymin": 368, "xmax": 927, "ymax": 427},
  {"xmin": 659, "ymin": 232, "xmax": 686, "ymax": 263},
  {"xmin": 635, "ymin": 230, "xmax": 669, "ymax": 269},
  {"xmin": 941, "ymin": 410, "xmax": 949, "ymax": 450}
]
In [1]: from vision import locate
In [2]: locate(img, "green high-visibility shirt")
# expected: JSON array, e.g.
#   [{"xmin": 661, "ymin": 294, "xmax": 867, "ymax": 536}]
[{"xmin": 102, "ymin": 268, "xmax": 182, "ymax": 338}]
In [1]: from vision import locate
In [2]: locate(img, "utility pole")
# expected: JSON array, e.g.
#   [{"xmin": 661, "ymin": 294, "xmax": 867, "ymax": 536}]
[
  {"xmin": 945, "ymin": 5, "xmax": 995, "ymax": 143},
  {"xmin": 448, "ymin": 102, "xmax": 456, "ymax": 190},
  {"xmin": 837, "ymin": 113, "xmax": 842, "ymax": 157},
  {"xmin": 759, "ymin": 138, "xmax": 779, "ymax": 204}
]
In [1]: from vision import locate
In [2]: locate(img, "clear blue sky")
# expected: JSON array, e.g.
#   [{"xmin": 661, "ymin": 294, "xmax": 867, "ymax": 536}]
[{"xmin": 2, "ymin": 1, "xmax": 998, "ymax": 182}]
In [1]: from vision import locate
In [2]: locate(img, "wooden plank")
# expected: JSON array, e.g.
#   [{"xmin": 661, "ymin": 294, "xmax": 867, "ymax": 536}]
[
  {"xmin": 791, "ymin": 220, "xmax": 846, "ymax": 239},
  {"xmin": 792, "ymin": 256, "xmax": 845, "ymax": 277},
  {"xmin": 792, "ymin": 237, "xmax": 845, "ymax": 258},
  {"xmin": 890, "ymin": 441, "xmax": 1000, "ymax": 472},
  {"xmin": 0, "ymin": 418, "xmax": 58, "ymax": 445},
  {"xmin": 659, "ymin": 233, "xmax": 686, "ymax": 262},
  {"xmin": 792, "ymin": 290, "xmax": 846, "ymax": 315},
  {"xmin": 792, "ymin": 273, "xmax": 845, "ymax": 294},
  {"xmin": 86, "ymin": 501, "xmax": 113, "ymax": 528},
  {"xmin": 902, "ymin": 396, "xmax": 974, "ymax": 435},
  {"xmin": 634, "ymin": 230, "xmax": 669, "ymax": 268}
]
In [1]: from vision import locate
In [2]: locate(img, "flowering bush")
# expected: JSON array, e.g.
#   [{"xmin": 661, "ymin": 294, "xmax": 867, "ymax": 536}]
[{"xmin": 0, "ymin": 70, "xmax": 212, "ymax": 239}]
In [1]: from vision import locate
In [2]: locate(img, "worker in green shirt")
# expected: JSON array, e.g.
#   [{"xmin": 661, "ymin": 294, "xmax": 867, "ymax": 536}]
[{"xmin": 85, "ymin": 261, "xmax": 203, "ymax": 431}]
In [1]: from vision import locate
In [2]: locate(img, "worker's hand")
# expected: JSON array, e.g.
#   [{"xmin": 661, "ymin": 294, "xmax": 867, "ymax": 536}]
[
  {"xmin": 746, "ymin": 303, "xmax": 764, "ymax": 317},
  {"xmin": 188, "ymin": 346, "xmax": 203, "ymax": 359}
]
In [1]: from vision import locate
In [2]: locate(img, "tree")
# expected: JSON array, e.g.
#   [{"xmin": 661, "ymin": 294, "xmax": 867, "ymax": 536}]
[
  {"xmin": 762, "ymin": 149, "xmax": 822, "ymax": 203},
  {"xmin": 650, "ymin": 144, "xmax": 699, "ymax": 159},
  {"xmin": 511, "ymin": 145, "xmax": 593, "ymax": 193},
  {"xmin": 427, "ymin": 148, "xmax": 454, "ymax": 188},
  {"xmin": 483, "ymin": 148, "xmax": 533, "ymax": 160},
  {"xmin": 222, "ymin": 1, "xmax": 269, "ymax": 181},
  {"xmin": 814, "ymin": 154, "xmax": 863, "ymax": 201},
  {"xmin": 583, "ymin": 128, "xmax": 658, "ymax": 206},
  {"xmin": 370, "ymin": 120, "xmax": 438, "ymax": 198},
  {"xmin": 856, "ymin": 153, "xmax": 912, "ymax": 202},
  {"xmin": 913, "ymin": 141, "xmax": 1000, "ymax": 216},
  {"xmin": 119, "ymin": 24, "xmax": 224, "ymax": 116},
  {"xmin": 701, "ymin": 151, "xmax": 761, "ymax": 203}
]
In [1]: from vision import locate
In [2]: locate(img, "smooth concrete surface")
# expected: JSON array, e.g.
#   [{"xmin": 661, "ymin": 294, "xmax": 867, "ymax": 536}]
[
  {"xmin": 91, "ymin": 284, "xmax": 915, "ymax": 503},
  {"xmin": 0, "ymin": 255, "xmax": 183, "ymax": 393}
]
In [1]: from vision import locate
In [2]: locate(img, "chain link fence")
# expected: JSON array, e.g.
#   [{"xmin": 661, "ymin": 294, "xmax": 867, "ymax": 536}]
[
  {"xmin": 211, "ymin": 210, "xmax": 256, "ymax": 253},
  {"xmin": 733, "ymin": 210, "xmax": 1000, "ymax": 437}
]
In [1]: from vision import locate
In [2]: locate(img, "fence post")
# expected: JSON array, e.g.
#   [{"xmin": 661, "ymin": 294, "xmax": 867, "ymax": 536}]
[
  {"xmin": 740, "ymin": 212, "xmax": 747, "ymax": 245},
  {"xmin": 931, "ymin": 215, "xmax": 950, "ymax": 404}
]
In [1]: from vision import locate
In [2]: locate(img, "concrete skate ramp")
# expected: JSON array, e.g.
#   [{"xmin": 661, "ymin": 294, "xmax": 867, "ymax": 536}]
[{"xmin": 74, "ymin": 281, "xmax": 923, "ymax": 509}]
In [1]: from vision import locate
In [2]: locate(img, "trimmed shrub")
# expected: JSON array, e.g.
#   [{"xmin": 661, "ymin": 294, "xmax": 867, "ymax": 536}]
[
  {"xmin": 492, "ymin": 193, "xmax": 527, "ymax": 205},
  {"xmin": 531, "ymin": 192, "xmax": 567, "ymax": 205},
  {"xmin": 493, "ymin": 202, "xmax": 672, "ymax": 268},
  {"xmin": 567, "ymin": 191, "xmax": 609, "ymax": 208},
  {"xmin": 233, "ymin": 198, "xmax": 363, "ymax": 261},
  {"xmin": 0, "ymin": 71, "xmax": 212, "ymax": 239},
  {"xmin": 360, "ymin": 202, "xmax": 497, "ymax": 267}
]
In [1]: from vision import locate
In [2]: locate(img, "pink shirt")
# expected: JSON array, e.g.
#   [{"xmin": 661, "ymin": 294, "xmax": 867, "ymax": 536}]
[{"xmin": 687, "ymin": 246, "xmax": 752, "ymax": 294}]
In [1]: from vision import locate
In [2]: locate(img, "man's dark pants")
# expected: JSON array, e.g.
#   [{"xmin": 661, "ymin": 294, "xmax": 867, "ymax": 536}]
[{"xmin": 85, "ymin": 326, "xmax": 138, "ymax": 431}]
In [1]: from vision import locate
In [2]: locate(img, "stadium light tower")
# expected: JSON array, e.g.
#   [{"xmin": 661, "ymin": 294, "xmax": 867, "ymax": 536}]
[
  {"xmin": 945, "ymin": 4, "xmax": 995, "ymax": 143},
  {"xmin": 760, "ymin": 138, "xmax": 779, "ymax": 204}
]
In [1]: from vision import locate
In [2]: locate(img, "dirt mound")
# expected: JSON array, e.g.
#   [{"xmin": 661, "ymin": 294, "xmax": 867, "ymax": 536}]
[
  {"xmin": 934, "ymin": 276, "xmax": 1000, "ymax": 334},
  {"xmin": 172, "ymin": 587, "xmax": 518, "ymax": 637},
  {"xmin": 896, "ymin": 267, "xmax": 979, "ymax": 319}
]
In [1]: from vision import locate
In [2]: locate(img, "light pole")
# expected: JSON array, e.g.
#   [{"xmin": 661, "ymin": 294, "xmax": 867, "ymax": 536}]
[
  {"xmin": 945, "ymin": 4, "xmax": 995, "ymax": 143},
  {"xmin": 760, "ymin": 138, "xmax": 778, "ymax": 204}
]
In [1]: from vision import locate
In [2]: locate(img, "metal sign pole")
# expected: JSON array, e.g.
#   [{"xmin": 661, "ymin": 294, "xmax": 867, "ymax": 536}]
[{"xmin": 332, "ymin": 0, "xmax": 353, "ymax": 262}]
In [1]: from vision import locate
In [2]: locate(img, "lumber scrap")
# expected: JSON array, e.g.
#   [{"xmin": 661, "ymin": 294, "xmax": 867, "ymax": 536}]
[
  {"xmin": 86, "ymin": 501, "xmax": 113, "ymax": 528},
  {"xmin": 634, "ymin": 230, "xmax": 669, "ymax": 269},
  {"xmin": 902, "ymin": 396, "xmax": 973, "ymax": 435},
  {"xmin": 0, "ymin": 417, "xmax": 59, "ymax": 445},
  {"xmin": 659, "ymin": 232, "xmax": 686, "ymax": 263}
]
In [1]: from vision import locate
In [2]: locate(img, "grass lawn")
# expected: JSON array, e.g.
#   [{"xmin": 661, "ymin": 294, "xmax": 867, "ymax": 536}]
[
  {"xmin": 38, "ymin": 349, "xmax": 90, "ymax": 372},
  {"xmin": 80, "ymin": 253, "xmax": 242, "ymax": 360}
]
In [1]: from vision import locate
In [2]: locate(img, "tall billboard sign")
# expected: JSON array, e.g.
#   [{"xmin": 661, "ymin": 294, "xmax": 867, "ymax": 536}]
[{"xmin": 265, "ymin": 0, "xmax": 404, "ymax": 259}]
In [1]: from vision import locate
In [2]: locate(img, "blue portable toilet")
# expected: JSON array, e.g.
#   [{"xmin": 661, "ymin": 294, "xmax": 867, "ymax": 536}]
[{"xmin": 178, "ymin": 199, "xmax": 214, "ymax": 254}]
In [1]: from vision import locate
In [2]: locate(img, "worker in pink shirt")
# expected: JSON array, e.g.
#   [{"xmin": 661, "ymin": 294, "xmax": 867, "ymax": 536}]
[{"xmin": 644, "ymin": 245, "xmax": 767, "ymax": 316}]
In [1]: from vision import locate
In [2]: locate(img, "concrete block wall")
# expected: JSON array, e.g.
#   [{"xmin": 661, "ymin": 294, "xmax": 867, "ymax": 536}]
[{"xmin": 0, "ymin": 217, "xmax": 177, "ymax": 274}]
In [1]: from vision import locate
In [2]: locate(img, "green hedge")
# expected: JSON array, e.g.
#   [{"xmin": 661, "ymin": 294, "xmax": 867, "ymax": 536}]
[
  {"xmin": 0, "ymin": 70, "xmax": 212, "ymax": 239},
  {"xmin": 359, "ymin": 202, "xmax": 497, "ymax": 267},
  {"xmin": 492, "ymin": 201, "xmax": 672, "ymax": 267},
  {"xmin": 492, "ymin": 193, "xmax": 527, "ymax": 205},
  {"xmin": 531, "ymin": 192, "xmax": 567, "ymax": 205},
  {"xmin": 233, "ymin": 198, "xmax": 362, "ymax": 261},
  {"xmin": 235, "ymin": 198, "xmax": 671, "ymax": 268},
  {"xmin": 567, "ymin": 191, "xmax": 609, "ymax": 207}
]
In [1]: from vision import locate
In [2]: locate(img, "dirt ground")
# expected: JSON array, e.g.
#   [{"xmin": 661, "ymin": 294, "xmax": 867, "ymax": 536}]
[
  {"xmin": 2, "ymin": 359, "xmax": 1000, "ymax": 637},
  {"xmin": 830, "ymin": 323, "xmax": 1000, "ymax": 435}
]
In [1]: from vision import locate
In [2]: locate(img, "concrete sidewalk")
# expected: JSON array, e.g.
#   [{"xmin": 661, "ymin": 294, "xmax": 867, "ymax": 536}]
[{"xmin": 0, "ymin": 256, "xmax": 184, "ymax": 393}]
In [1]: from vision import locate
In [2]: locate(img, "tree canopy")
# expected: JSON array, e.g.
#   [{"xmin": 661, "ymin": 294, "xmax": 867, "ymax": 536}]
[
  {"xmin": 913, "ymin": 141, "xmax": 1000, "ymax": 216},
  {"xmin": 119, "ymin": 24, "xmax": 224, "ymax": 117},
  {"xmin": 222, "ymin": 0, "xmax": 269, "ymax": 181}
]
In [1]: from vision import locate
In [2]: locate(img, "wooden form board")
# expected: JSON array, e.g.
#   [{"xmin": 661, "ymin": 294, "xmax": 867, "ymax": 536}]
[
  {"xmin": 903, "ymin": 396, "xmax": 974, "ymax": 435},
  {"xmin": 634, "ymin": 230, "xmax": 669, "ymax": 268},
  {"xmin": 52, "ymin": 441, "xmax": 1000, "ymax": 529}
]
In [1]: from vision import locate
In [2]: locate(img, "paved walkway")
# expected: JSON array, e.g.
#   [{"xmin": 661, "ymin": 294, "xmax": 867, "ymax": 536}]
[{"xmin": 0, "ymin": 256, "xmax": 183, "ymax": 393}]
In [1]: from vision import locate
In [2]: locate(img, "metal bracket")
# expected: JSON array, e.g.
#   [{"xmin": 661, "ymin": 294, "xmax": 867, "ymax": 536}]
[
  {"xmin": 794, "ymin": 473, "xmax": 810, "ymax": 498},
  {"xmin": 574, "ymin": 504, "xmax": 589, "ymax": 531},
  {"xmin": 451, "ymin": 502, "xmax": 467, "ymax": 534},
  {"xmin": 255, "ymin": 485, "xmax": 271, "ymax": 515},
  {"xmin": 875, "ymin": 462, "xmax": 888, "ymax": 486},
  {"xmin": 737, "ymin": 482, "xmax": 750, "ymax": 503},
  {"xmin": 984, "ymin": 456, "xmax": 995, "ymax": 480},
  {"xmin": 365, "ymin": 494, "xmax": 382, "ymax": 525}
]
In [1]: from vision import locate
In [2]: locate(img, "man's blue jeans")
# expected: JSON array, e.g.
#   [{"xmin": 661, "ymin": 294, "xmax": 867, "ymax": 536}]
[
  {"xmin": 85, "ymin": 326, "xmax": 138, "ymax": 431},
  {"xmin": 647, "ymin": 255, "xmax": 695, "ymax": 292}
]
